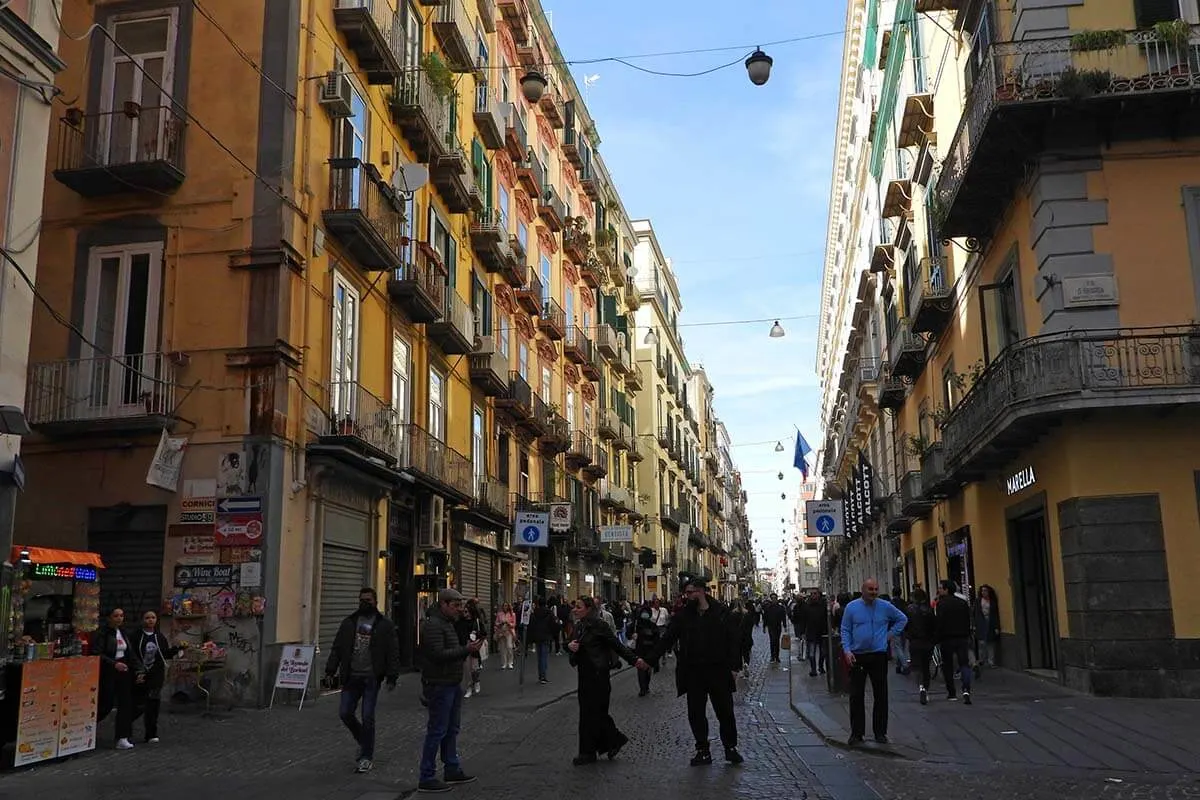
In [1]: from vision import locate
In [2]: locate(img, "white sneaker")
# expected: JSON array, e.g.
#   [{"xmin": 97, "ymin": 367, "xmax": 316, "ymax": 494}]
[
  {"xmin": 463, "ymin": 687, "xmax": 473, "ymax": 698},
  {"xmin": 148, "ymin": 737, "xmax": 160, "ymax": 744},
  {"xmin": 472, "ymin": 682, "xmax": 481, "ymax": 695},
  {"xmin": 116, "ymin": 738, "xmax": 134, "ymax": 750}
]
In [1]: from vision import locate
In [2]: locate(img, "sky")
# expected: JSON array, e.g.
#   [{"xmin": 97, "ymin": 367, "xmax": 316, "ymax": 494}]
[{"xmin": 546, "ymin": 0, "xmax": 847, "ymax": 570}]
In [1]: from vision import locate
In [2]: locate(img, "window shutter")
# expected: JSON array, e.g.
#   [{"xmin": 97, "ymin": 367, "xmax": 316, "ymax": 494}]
[
  {"xmin": 472, "ymin": 138, "xmax": 484, "ymax": 181},
  {"xmin": 1135, "ymin": 0, "xmax": 1182, "ymax": 26},
  {"xmin": 485, "ymin": 154, "xmax": 494, "ymax": 214},
  {"xmin": 603, "ymin": 293, "xmax": 618, "ymax": 324},
  {"xmin": 615, "ymin": 313, "xmax": 628, "ymax": 338}
]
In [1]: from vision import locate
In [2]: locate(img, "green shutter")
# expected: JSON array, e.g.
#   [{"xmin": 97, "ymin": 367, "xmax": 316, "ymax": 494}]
[
  {"xmin": 615, "ymin": 313, "xmax": 628, "ymax": 338},
  {"xmin": 603, "ymin": 294, "xmax": 618, "ymax": 325},
  {"xmin": 486, "ymin": 153, "xmax": 494, "ymax": 214}
]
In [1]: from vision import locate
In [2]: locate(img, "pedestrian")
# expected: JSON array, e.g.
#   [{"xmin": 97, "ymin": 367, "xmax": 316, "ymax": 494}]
[
  {"xmin": 417, "ymin": 588, "xmax": 483, "ymax": 793},
  {"xmin": 840, "ymin": 578, "xmax": 907, "ymax": 745},
  {"xmin": 801, "ymin": 590, "xmax": 829, "ymax": 677},
  {"xmin": 129, "ymin": 610, "xmax": 186, "ymax": 743},
  {"xmin": 322, "ymin": 587, "xmax": 401, "ymax": 774},
  {"xmin": 456, "ymin": 598, "xmax": 487, "ymax": 697},
  {"xmin": 630, "ymin": 602, "xmax": 661, "ymax": 696},
  {"xmin": 973, "ymin": 584, "xmax": 1000, "ymax": 669},
  {"xmin": 493, "ymin": 602, "xmax": 517, "ymax": 670},
  {"xmin": 890, "ymin": 591, "xmax": 911, "ymax": 675},
  {"xmin": 935, "ymin": 580, "xmax": 974, "ymax": 704},
  {"xmin": 527, "ymin": 596, "xmax": 556, "ymax": 683},
  {"xmin": 761, "ymin": 593, "xmax": 787, "ymax": 662},
  {"xmin": 903, "ymin": 588, "xmax": 937, "ymax": 705},
  {"xmin": 567, "ymin": 597, "xmax": 649, "ymax": 765},
  {"xmin": 556, "ymin": 596, "xmax": 572, "ymax": 653},
  {"xmin": 92, "ymin": 607, "xmax": 142, "ymax": 751},
  {"xmin": 596, "ymin": 596, "xmax": 616, "ymax": 631},
  {"xmin": 649, "ymin": 577, "xmax": 744, "ymax": 766}
]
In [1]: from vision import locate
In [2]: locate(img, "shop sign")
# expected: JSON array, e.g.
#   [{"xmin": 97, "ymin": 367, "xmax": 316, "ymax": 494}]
[
  {"xmin": 174, "ymin": 563, "xmax": 236, "ymax": 588},
  {"xmin": 214, "ymin": 512, "xmax": 264, "ymax": 546},
  {"xmin": 463, "ymin": 524, "xmax": 498, "ymax": 551},
  {"xmin": 599, "ymin": 525, "xmax": 633, "ymax": 543},
  {"xmin": 179, "ymin": 496, "xmax": 215, "ymax": 525},
  {"xmin": 273, "ymin": 645, "xmax": 316, "ymax": 691},
  {"xmin": 183, "ymin": 535, "xmax": 214, "ymax": 555},
  {"xmin": 549, "ymin": 502, "xmax": 572, "ymax": 532},
  {"xmin": 1006, "ymin": 466, "xmax": 1037, "ymax": 496}
]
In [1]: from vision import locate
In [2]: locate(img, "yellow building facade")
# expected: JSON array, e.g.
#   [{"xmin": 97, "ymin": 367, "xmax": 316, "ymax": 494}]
[
  {"xmin": 16, "ymin": 0, "xmax": 644, "ymax": 704},
  {"xmin": 833, "ymin": 0, "xmax": 1200, "ymax": 697}
]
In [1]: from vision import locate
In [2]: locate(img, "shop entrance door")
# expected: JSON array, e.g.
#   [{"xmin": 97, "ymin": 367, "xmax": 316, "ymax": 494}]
[
  {"xmin": 1009, "ymin": 512, "xmax": 1057, "ymax": 672},
  {"xmin": 389, "ymin": 541, "xmax": 414, "ymax": 669}
]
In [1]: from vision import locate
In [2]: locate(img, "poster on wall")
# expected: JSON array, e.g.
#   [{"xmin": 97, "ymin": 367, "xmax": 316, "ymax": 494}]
[
  {"xmin": 14, "ymin": 660, "xmax": 64, "ymax": 767},
  {"xmin": 146, "ymin": 430, "xmax": 189, "ymax": 492},
  {"xmin": 216, "ymin": 451, "xmax": 247, "ymax": 497}
]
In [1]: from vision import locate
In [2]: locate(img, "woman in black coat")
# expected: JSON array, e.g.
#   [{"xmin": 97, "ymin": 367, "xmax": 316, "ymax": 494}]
[
  {"xmin": 91, "ymin": 608, "xmax": 143, "ymax": 750},
  {"xmin": 129, "ymin": 610, "xmax": 184, "ymax": 743},
  {"xmin": 567, "ymin": 597, "xmax": 647, "ymax": 765}
]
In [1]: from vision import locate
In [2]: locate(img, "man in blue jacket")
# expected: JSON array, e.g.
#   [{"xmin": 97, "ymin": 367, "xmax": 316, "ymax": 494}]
[{"xmin": 839, "ymin": 578, "xmax": 907, "ymax": 745}]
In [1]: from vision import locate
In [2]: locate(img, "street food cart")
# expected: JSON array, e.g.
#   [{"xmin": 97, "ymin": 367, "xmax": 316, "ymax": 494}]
[{"xmin": 1, "ymin": 547, "xmax": 105, "ymax": 769}]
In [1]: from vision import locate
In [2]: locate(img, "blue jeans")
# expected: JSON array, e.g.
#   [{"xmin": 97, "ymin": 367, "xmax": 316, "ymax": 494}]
[
  {"xmin": 338, "ymin": 676, "xmax": 379, "ymax": 759},
  {"xmin": 420, "ymin": 683, "xmax": 463, "ymax": 782},
  {"xmin": 537, "ymin": 642, "xmax": 551, "ymax": 680}
]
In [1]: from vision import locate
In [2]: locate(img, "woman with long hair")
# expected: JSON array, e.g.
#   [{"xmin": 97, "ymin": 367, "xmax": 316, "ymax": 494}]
[
  {"xmin": 455, "ymin": 598, "xmax": 488, "ymax": 697},
  {"xmin": 494, "ymin": 602, "xmax": 517, "ymax": 670},
  {"xmin": 567, "ymin": 597, "xmax": 648, "ymax": 765}
]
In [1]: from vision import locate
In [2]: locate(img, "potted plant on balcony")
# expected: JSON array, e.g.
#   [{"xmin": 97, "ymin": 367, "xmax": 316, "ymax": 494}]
[
  {"xmin": 1070, "ymin": 29, "xmax": 1127, "ymax": 52},
  {"xmin": 929, "ymin": 405, "xmax": 951, "ymax": 430},
  {"xmin": 1154, "ymin": 19, "xmax": 1193, "ymax": 54},
  {"xmin": 421, "ymin": 52, "xmax": 454, "ymax": 100},
  {"xmin": 903, "ymin": 432, "xmax": 931, "ymax": 461},
  {"xmin": 1055, "ymin": 67, "xmax": 1114, "ymax": 101},
  {"xmin": 996, "ymin": 69, "xmax": 1023, "ymax": 101}
]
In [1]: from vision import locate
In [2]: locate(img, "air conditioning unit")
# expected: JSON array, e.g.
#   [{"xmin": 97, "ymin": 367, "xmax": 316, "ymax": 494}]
[
  {"xmin": 419, "ymin": 495, "xmax": 446, "ymax": 550},
  {"xmin": 319, "ymin": 71, "xmax": 354, "ymax": 118}
]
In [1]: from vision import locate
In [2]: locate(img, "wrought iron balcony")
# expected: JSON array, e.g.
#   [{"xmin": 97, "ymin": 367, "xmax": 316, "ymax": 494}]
[
  {"xmin": 599, "ymin": 480, "xmax": 632, "ymax": 511},
  {"xmin": 26, "ymin": 353, "xmax": 176, "ymax": 434},
  {"xmin": 468, "ymin": 335, "xmax": 508, "ymax": 397},
  {"xmin": 432, "ymin": 0, "xmax": 476, "ymax": 72},
  {"xmin": 883, "ymin": 493, "xmax": 912, "ymax": 536},
  {"xmin": 937, "ymin": 27, "xmax": 1200, "ymax": 240},
  {"xmin": 562, "ymin": 225, "xmax": 590, "ymax": 265},
  {"xmin": 595, "ymin": 324, "xmax": 618, "ymax": 361},
  {"xmin": 515, "ymin": 24, "xmax": 540, "ymax": 69},
  {"xmin": 399, "ymin": 423, "xmax": 473, "ymax": 499},
  {"xmin": 537, "ymin": 183, "xmax": 566, "ymax": 231},
  {"xmin": 899, "ymin": 470, "xmax": 934, "ymax": 519},
  {"xmin": 920, "ymin": 442, "xmax": 956, "ymax": 499},
  {"xmin": 388, "ymin": 246, "xmax": 446, "ymax": 323},
  {"xmin": 578, "ymin": 164, "xmax": 600, "ymax": 202},
  {"xmin": 625, "ymin": 364, "xmax": 642, "ymax": 392},
  {"xmin": 516, "ymin": 152, "xmax": 543, "ymax": 197},
  {"xmin": 497, "ymin": 0, "xmax": 528, "ymax": 43},
  {"xmin": 473, "ymin": 475, "xmax": 510, "ymax": 522},
  {"xmin": 334, "ymin": 0, "xmax": 401, "ymax": 84},
  {"xmin": 942, "ymin": 327, "xmax": 1200, "ymax": 480},
  {"xmin": 496, "ymin": 371, "xmax": 533, "ymax": 423},
  {"xmin": 627, "ymin": 438, "xmax": 644, "ymax": 462},
  {"xmin": 391, "ymin": 68, "xmax": 448, "ymax": 163},
  {"xmin": 583, "ymin": 445, "xmax": 608, "ymax": 479},
  {"xmin": 538, "ymin": 297, "xmax": 566, "ymax": 340},
  {"xmin": 523, "ymin": 394, "xmax": 550, "ymax": 437},
  {"xmin": 476, "ymin": 0, "xmax": 496, "ymax": 33},
  {"xmin": 909, "ymin": 257, "xmax": 952, "ymax": 337},
  {"xmin": 539, "ymin": 413, "xmax": 570, "ymax": 455},
  {"xmin": 538, "ymin": 87, "xmax": 564, "ymax": 128},
  {"xmin": 53, "ymin": 104, "xmax": 186, "ymax": 197},
  {"xmin": 500, "ymin": 237, "xmax": 526, "ymax": 288},
  {"xmin": 877, "ymin": 364, "xmax": 906, "ymax": 410},
  {"xmin": 566, "ymin": 429, "xmax": 593, "ymax": 469},
  {"xmin": 596, "ymin": 407, "xmax": 619, "ymax": 440},
  {"xmin": 889, "ymin": 321, "xmax": 926, "ymax": 382},
  {"xmin": 564, "ymin": 326, "xmax": 593, "ymax": 366},
  {"xmin": 580, "ymin": 343, "xmax": 602, "ymax": 381},
  {"xmin": 431, "ymin": 134, "xmax": 473, "ymax": 213},
  {"xmin": 612, "ymin": 346, "xmax": 632, "ymax": 376},
  {"xmin": 473, "ymin": 84, "xmax": 506, "ymax": 150},
  {"xmin": 428, "ymin": 291, "xmax": 474, "ymax": 354},
  {"xmin": 323, "ymin": 158, "xmax": 403, "ymax": 271},
  {"xmin": 612, "ymin": 421, "xmax": 632, "ymax": 451},
  {"xmin": 562, "ymin": 124, "xmax": 584, "ymax": 169},
  {"xmin": 579, "ymin": 258, "xmax": 603, "ymax": 289},
  {"xmin": 470, "ymin": 208, "xmax": 512, "ymax": 271},
  {"xmin": 315, "ymin": 380, "xmax": 399, "ymax": 467},
  {"xmin": 504, "ymin": 103, "xmax": 527, "ymax": 162},
  {"xmin": 514, "ymin": 267, "xmax": 542, "ymax": 314},
  {"xmin": 915, "ymin": 0, "xmax": 959, "ymax": 10},
  {"xmin": 657, "ymin": 427, "xmax": 672, "ymax": 450}
]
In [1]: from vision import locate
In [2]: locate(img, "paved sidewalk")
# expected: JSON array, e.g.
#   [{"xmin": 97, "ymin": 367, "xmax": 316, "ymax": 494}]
[{"xmin": 786, "ymin": 643, "xmax": 1200, "ymax": 799}]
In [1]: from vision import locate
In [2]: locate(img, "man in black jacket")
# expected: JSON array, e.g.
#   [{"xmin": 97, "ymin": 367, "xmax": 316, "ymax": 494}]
[
  {"xmin": 324, "ymin": 587, "xmax": 401, "ymax": 774},
  {"xmin": 761, "ymin": 593, "xmax": 788, "ymax": 662},
  {"xmin": 650, "ymin": 577, "xmax": 744, "ymax": 766},
  {"xmin": 935, "ymin": 580, "xmax": 974, "ymax": 704},
  {"xmin": 418, "ymin": 588, "xmax": 483, "ymax": 793}
]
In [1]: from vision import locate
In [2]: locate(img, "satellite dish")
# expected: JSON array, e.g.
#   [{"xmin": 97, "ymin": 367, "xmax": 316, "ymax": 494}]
[{"xmin": 392, "ymin": 163, "xmax": 429, "ymax": 195}]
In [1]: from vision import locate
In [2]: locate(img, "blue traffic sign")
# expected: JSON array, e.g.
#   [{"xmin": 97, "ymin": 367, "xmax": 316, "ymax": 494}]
[
  {"xmin": 521, "ymin": 525, "xmax": 541, "ymax": 543},
  {"xmin": 514, "ymin": 511, "xmax": 549, "ymax": 548},
  {"xmin": 815, "ymin": 515, "xmax": 836, "ymax": 534}
]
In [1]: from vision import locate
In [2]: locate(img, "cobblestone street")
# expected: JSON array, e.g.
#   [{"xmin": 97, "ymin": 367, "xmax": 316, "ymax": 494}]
[{"xmin": 0, "ymin": 631, "xmax": 876, "ymax": 800}]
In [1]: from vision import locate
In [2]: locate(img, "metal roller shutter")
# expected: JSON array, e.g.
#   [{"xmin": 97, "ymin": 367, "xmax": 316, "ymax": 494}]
[
  {"xmin": 88, "ymin": 531, "xmax": 165, "ymax": 617},
  {"xmin": 319, "ymin": 544, "xmax": 368, "ymax": 661},
  {"xmin": 458, "ymin": 545, "xmax": 494, "ymax": 624}
]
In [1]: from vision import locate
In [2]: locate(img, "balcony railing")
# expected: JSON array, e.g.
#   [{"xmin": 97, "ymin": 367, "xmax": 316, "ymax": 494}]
[
  {"xmin": 564, "ymin": 326, "xmax": 593, "ymax": 366},
  {"xmin": 389, "ymin": 246, "xmax": 445, "ymax": 323},
  {"xmin": 26, "ymin": 353, "xmax": 176, "ymax": 431},
  {"xmin": 516, "ymin": 152, "xmax": 544, "ymax": 197},
  {"xmin": 428, "ymin": 291, "xmax": 475, "ymax": 354},
  {"xmin": 432, "ymin": 134, "xmax": 473, "ymax": 213},
  {"xmin": 537, "ymin": 183, "xmax": 566, "ymax": 231},
  {"xmin": 476, "ymin": 0, "xmax": 496, "ymax": 33},
  {"xmin": 497, "ymin": 0, "xmax": 528, "ymax": 42},
  {"xmin": 322, "ymin": 380, "xmax": 399, "ymax": 463},
  {"xmin": 909, "ymin": 257, "xmax": 952, "ymax": 336},
  {"xmin": 627, "ymin": 438, "xmax": 643, "ymax": 462},
  {"xmin": 514, "ymin": 268, "xmax": 542, "ymax": 314},
  {"xmin": 597, "ymin": 407, "xmax": 619, "ymax": 440},
  {"xmin": 54, "ymin": 104, "xmax": 186, "ymax": 197},
  {"xmin": 474, "ymin": 84, "xmax": 506, "ymax": 150},
  {"xmin": 889, "ymin": 320, "xmax": 926, "ymax": 382},
  {"xmin": 942, "ymin": 327, "xmax": 1200, "ymax": 477},
  {"xmin": 475, "ymin": 476, "xmax": 510, "ymax": 519},
  {"xmin": 392, "ymin": 68, "xmax": 449, "ymax": 163},
  {"xmin": 583, "ymin": 445, "xmax": 608, "ymax": 478},
  {"xmin": 324, "ymin": 158, "xmax": 404, "ymax": 271},
  {"xmin": 538, "ymin": 297, "xmax": 566, "ymax": 339},
  {"xmin": 469, "ymin": 336, "xmax": 508, "ymax": 396},
  {"xmin": 595, "ymin": 324, "xmax": 618, "ymax": 360},
  {"xmin": 505, "ymin": 103, "xmax": 528, "ymax": 161},
  {"xmin": 562, "ymin": 225, "xmax": 590, "ymax": 264},
  {"xmin": 400, "ymin": 423, "xmax": 473, "ymax": 498},
  {"xmin": 937, "ymin": 27, "xmax": 1200, "ymax": 239},
  {"xmin": 333, "ymin": 0, "xmax": 402, "ymax": 84},
  {"xmin": 498, "ymin": 371, "xmax": 533, "ymax": 420},
  {"xmin": 566, "ymin": 429, "xmax": 593, "ymax": 467},
  {"xmin": 432, "ymin": 0, "xmax": 476, "ymax": 72}
]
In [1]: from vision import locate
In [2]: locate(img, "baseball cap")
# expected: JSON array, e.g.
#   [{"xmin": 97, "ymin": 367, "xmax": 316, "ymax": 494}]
[{"xmin": 438, "ymin": 588, "xmax": 465, "ymax": 603}]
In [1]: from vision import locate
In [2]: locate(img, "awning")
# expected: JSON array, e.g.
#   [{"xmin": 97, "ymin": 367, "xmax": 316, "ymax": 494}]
[{"xmin": 11, "ymin": 546, "xmax": 105, "ymax": 569}]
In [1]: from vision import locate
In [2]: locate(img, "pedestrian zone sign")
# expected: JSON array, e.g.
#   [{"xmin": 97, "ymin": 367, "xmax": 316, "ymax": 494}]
[
  {"xmin": 805, "ymin": 500, "xmax": 845, "ymax": 537},
  {"xmin": 515, "ymin": 511, "xmax": 550, "ymax": 548}
]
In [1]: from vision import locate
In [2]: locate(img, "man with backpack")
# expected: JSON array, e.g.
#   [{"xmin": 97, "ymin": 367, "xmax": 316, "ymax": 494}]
[{"xmin": 904, "ymin": 588, "xmax": 937, "ymax": 705}]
